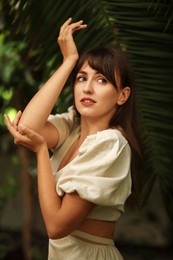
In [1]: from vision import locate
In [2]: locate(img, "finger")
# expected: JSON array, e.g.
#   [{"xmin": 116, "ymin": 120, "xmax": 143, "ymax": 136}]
[
  {"xmin": 69, "ymin": 20, "xmax": 87, "ymax": 33},
  {"xmin": 4, "ymin": 114, "xmax": 23, "ymax": 141},
  {"xmin": 59, "ymin": 21, "xmax": 87, "ymax": 42},
  {"xmin": 60, "ymin": 17, "xmax": 72, "ymax": 33},
  {"xmin": 60, "ymin": 19, "xmax": 87, "ymax": 36},
  {"xmin": 5, "ymin": 115, "xmax": 19, "ymax": 136},
  {"xmin": 19, "ymin": 125, "xmax": 45, "ymax": 149},
  {"xmin": 13, "ymin": 110, "xmax": 22, "ymax": 129},
  {"xmin": 10, "ymin": 124, "xmax": 33, "ymax": 145},
  {"xmin": 4, "ymin": 114, "xmax": 12, "ymax": 126},
  {"xmin": 19, "ymin": 124, "xmax": 34, "ymax": 138},
  {"xmin": 4, "ymin": 114, "xmax": 15, "ymax": 136},
  {"xmin": 4, "ymin": 115, "xmax": 36, "ymax": 147},
  {"xmin": 19, "ymin": 125, "xmax": 42, "ymax": 141},
  {"xmin": 72, "ymin": 23, "xmax": 87, "ymax": 33}
]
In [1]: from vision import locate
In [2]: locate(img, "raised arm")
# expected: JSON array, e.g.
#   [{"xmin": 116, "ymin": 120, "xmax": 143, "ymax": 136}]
[{"xmin": 18, "ymin": 18, "xmax": 87, "ymax": 148}]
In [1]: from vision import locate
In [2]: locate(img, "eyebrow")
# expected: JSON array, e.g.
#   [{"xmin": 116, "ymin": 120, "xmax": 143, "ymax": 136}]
[{"xmin": 77, "ymin": 70, "xmax": 87, "ymax": 75}]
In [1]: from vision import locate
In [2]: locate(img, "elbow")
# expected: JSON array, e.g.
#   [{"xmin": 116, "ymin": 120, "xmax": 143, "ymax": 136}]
[
  {"xmin": 47, "ymin": 230, "xmax": 64, "ymax": 240},
  {"xmin": 46, "ymin": 225, "xmax": 71, "ymax": 240}
]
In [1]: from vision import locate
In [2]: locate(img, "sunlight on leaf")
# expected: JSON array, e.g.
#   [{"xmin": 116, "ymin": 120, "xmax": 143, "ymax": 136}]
[{"xmin": 1, "ymin": 88, "xmax": 13, "ymax": 101}]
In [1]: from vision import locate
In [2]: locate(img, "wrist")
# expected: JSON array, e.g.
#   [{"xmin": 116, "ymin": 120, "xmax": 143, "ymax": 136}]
[
  {"xmin": 62, "ymin": 56, "xmax": 78, "ymax": 67},
  {"xmin": 36, "ymin": 142, "xmax": 48, "ymax": 157}
]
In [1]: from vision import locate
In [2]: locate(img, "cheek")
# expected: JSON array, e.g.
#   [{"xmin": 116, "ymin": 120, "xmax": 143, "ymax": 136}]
[{"xmin": 102, "ymin": 89, "xmax": 118, "ymax": 105}]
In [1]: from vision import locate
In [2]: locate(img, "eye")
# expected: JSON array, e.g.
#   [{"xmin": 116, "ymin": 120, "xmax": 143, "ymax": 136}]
[
  {"xmin": 76, "ymin": 76, "xmax": 87, "ymax": 82},
  {"xmin": 97, "ymin": 77, "xmax": 107, "ymax": 84}
]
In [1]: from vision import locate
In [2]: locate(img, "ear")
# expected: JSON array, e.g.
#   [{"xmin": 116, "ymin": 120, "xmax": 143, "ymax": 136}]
[{"xmin": 117, "ymin": 86, "xmax": 131, "ymax": 105}]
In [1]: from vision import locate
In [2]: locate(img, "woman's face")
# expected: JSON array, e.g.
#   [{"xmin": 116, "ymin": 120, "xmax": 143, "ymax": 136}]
[{"xmin": 74, "ymin": 61, "xmax": 122, "ymax": 124}]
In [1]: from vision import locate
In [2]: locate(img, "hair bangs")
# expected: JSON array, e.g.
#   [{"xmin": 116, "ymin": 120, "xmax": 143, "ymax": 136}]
[{"xmin": 73, "ymin": 48, "xmax": 118, "ymax": 88}]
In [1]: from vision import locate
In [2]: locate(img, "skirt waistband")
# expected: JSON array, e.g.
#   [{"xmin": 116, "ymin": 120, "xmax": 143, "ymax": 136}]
[{"xmin": 71, "ymin": 230, "xmax": 115, "ymax": 246}]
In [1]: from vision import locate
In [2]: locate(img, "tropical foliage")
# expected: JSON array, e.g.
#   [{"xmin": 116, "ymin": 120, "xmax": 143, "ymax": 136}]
[{"xmin": 1, "ymin": 0, "xmax": 173, "ymax": 221}]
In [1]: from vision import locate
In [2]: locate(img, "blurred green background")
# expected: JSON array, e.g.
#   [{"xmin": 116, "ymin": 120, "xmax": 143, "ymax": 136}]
[{"xmin": 0, "ymin": 0, "xmax": 173, "ymax": 259}]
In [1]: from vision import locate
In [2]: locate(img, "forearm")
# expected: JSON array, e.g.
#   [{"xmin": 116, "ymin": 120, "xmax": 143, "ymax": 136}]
[
  {"xmin": 36, "ymin": 144, "xmax": 62, "ymax": 230},
  {"xmin": 19, "ymin": 59, "xmax": 76, "ymax": 131}
]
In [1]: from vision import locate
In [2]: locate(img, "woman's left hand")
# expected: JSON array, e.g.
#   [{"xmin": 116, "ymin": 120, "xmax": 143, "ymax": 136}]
[{"xmin": 4, "ymin": 114, "xmax": 46, "ymax": 154}]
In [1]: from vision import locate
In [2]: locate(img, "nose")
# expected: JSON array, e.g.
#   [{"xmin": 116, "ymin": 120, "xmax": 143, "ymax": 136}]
[{"xmin": 83, "ymin": 79, "xmax": 94, "ymax": 94}]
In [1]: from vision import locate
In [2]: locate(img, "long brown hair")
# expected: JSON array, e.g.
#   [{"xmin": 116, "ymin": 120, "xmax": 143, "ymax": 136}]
[{"xmin": 71, "ymin": 47, "xmax": 143, "ymax": 206}]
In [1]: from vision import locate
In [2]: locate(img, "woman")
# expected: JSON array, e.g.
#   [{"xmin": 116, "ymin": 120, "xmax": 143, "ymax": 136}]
[{"xmin": 5, "ymin": 18, "xmax": 142, "ymax": 259}]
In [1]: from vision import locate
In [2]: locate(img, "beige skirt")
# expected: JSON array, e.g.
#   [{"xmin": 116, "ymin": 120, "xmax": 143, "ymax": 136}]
[{"xmin": 48, "ymin": 230, "xmax": 123, "ymax": 260}]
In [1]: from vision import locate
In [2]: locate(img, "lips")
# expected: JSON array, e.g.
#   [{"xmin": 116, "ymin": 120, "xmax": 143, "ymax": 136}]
[{"xmin": 80, "ymin": 97, "xmax": 96, "ymax": 103}]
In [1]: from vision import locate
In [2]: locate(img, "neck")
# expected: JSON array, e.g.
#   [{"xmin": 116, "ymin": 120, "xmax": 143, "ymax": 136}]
[{"xmin": 79, "ymin": 116, "xmax": 110, "ymax": 138}]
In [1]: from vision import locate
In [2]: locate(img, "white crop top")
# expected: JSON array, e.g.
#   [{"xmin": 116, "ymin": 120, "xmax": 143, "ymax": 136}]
[{"xmin": 48, "ymin": 107, "xmax": 132, "ymax": 221}]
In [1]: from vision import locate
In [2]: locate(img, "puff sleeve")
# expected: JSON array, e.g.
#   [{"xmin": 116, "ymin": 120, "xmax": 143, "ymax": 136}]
[
  {"xmin": 48, "ymin": 106, "xmax": 77, "ymax": 147},
  {"xmin": 55, "ymin": 130, "xmax": 132, "ymax": 207}
]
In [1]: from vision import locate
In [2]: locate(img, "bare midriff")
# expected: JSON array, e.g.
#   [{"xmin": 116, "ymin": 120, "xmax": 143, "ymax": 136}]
[{"xmin": 78, "ymin": 219, "xmax": 116, "ymax": 239}]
